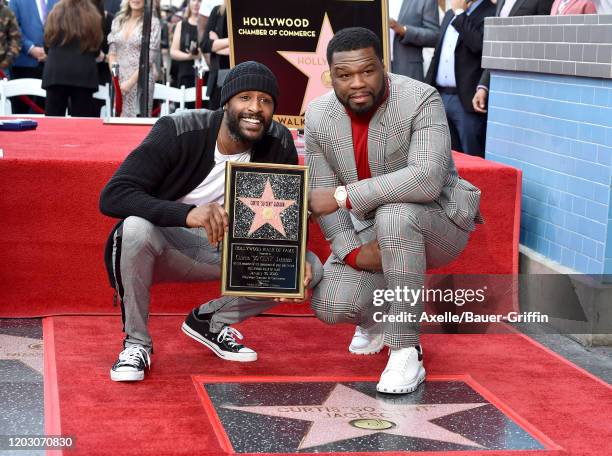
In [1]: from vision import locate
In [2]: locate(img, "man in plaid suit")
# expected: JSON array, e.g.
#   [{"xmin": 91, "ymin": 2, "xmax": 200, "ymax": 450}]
[{"xmin": 306, "ymin": 27, "xmax": 482, "ymax": 394}]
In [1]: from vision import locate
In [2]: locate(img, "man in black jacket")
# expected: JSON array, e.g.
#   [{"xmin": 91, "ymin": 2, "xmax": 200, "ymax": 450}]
[
  {"xmin": 100, "ymin": 61, "xmax": 318, "ymax": 382},
  {"xmin": 425, "ymin": 0, "xmax": 496, "ymax": 157},
  {"xmin": 472, "ymin": 0, "xmax": 553, "ymax": 114}
]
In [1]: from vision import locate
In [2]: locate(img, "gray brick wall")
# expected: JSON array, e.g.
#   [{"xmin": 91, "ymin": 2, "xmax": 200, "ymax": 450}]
[{"xmin": 483, "ymin": 15, "xmax": 612, "ymax": 79}]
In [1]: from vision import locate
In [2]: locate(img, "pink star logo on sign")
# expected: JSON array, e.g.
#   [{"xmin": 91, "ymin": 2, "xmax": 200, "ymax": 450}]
[
  {"xmin": 277, "ymin": 13, "xmax": 335, "ymax": 114},
  {"xmin": 238, "ymin": 179, "xmax": 296, "ymax": 237}
]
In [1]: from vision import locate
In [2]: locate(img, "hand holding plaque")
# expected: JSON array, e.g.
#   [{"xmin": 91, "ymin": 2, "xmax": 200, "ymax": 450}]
[{"xmin": 186, "ymin": 202, "xmax": 229, "ymax": 246}]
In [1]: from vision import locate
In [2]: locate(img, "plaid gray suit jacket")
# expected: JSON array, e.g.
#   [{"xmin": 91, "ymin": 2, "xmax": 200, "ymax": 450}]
[{"xmin": 305, "ymin": 73, "xmax": 483, "ymax": 262}]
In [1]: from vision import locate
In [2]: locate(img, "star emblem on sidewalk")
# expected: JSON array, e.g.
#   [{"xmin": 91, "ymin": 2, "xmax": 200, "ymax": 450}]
[
  {"xmin": 277, "ymin": 14, "xmax": 335, "ymax": 114},
  {"xmin": 224, "ymin": 383, "xmax": 487, "ymax": 450},
  {"xmin": 0, "ymin": 334, "xmax": 43, "ymax": 375},
  {"xmin": 238, "ymin": 179, "xmax": 296, "ymax": 237}
]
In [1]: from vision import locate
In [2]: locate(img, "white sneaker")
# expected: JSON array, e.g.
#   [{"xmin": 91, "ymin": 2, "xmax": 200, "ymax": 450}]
[
  {"xmin": 110, "ymin": 345, "xmax": 151, "ymax": 382},
  {"xmin": 376, "ymin": 346, "xmax": 426, "ymax": 394},
  {"xmin": 348, "ymin": 324, "xmax": 384, "ymax": 355}
]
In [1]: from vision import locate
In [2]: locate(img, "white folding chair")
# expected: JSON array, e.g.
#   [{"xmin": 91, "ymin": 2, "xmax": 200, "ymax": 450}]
[
  {"xmin": 153, "ymin": 82, "xmax": 185, "ymax": 116},
  {"xmin": 0, "ymin": 78, "xmax": 46, "ymax": 115},
  {"xmin": 1, "ymin": 83, "xmax": 10, "ymax": 115},
  {"xmin": 92, "ymin": 83, "xmax": 111, "ymax": 118},
  {"xmin": 184, "ymin": 85, "xmax": 209, "ymax": 107}
]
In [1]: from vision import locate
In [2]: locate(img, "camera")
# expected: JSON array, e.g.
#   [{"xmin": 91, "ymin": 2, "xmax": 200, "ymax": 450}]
[{"xmin": 189, "ymin": 41, "xmax": 198, "ymax": 55}]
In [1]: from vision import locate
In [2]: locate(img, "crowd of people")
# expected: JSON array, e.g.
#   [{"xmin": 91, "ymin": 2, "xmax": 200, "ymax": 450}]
[
  {"xmin": 389, "ymin": 0, "xmax": 577, "ymax": 156},
  {"xmin": 0, "ymin": 0, "xmax": 221, "ymax": 116},
  {"xmin": 1, "ymin": 0, "xmax": 607, "ymax": 153}
]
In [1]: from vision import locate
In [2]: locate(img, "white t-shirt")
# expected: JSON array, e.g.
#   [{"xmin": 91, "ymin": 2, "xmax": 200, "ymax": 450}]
[{"xmin": 178, "ymin": 143, "xmax": 251, "ymax": 207}]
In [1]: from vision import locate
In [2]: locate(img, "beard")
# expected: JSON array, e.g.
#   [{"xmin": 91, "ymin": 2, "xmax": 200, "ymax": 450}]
[
  {"xmin": 225, "ymin": 107, "xmax": 271, "ymax": 144},
  {"xmin": 339, "ymin": 79, "xmax": 386, "ymax": 115}
]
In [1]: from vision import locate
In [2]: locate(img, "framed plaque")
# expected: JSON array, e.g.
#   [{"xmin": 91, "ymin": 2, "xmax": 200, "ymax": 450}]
[
  {"xmin": 221, "ymin": 162, "xmax": 309, "ymax": 299},
  {"xmin": 227, "ymin": 0, "xmax": 390, "ymax": 129}
]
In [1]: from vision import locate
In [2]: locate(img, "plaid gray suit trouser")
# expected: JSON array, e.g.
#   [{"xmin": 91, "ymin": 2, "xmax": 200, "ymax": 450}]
[{"xmin": 311, "ymin": 202, "xmax": 470, "ymax": 348}]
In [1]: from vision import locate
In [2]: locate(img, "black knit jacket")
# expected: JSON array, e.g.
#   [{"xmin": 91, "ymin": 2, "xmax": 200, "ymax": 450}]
[{"xmin": 100, "ymin": 108, "xmax": 297, "ymax": 286}]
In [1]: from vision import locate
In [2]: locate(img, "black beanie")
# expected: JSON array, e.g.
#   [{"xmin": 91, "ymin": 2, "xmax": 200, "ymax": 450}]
[{"xmin": 220, "ymin": 61, "xmax": 279, "ymax": 108}]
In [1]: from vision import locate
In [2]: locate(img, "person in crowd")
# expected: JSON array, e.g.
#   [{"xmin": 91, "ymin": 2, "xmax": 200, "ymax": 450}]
[
  {"xmin": 100, "ymin": 61, "xmax": 321, "ymax": 382},
  {"xmin": 425, "ymin": 0, "xmax": 496, "ymax": 157},
  {"xmin": 306, "ymin": 28, "xmax": 482, "ymax": 395},
  {"xmin": 472, "ymin": 0, "xmax": 554, "ymax": 114},
  {"xmin": 92, "ymin": 0, "xmax": 114, "ymax": 87},
  {"xmin": 152, "ymin": 0, "xmax": 164, "ymax": 82},
  {"xmin": 200, "ymin": 0, "xmax": 228, "ymax": 109},
  {"xmin": 170, "ymin": 0, "xmax": 201, "ymax": 90},
  {"xmin": 389, "ymin": 0, "xmax": 440, "ymax": 82},
  {"xmin": 161, "ymin": 5, "xmax": 183, "ymax": 84},
  {"xmin": 158, "ymin": 5, "xmax": 169, "ymax": 82},
  {"xmin": 164, "ymin": 5, "xmax": 181, "ymax": 86},
  {"xmin": 8, "ymin": 0, "xmax": 59, "ymax": 113},
  {"xmin": 550, "ymin": 0, "xmax": 596, "ymax": 13},
  {"xmin": 107, "ymin": 0, "xmax": 161, "ymax": 117},
  {"xmin": 42, "ymin": 0, "xmax": 102, "ymax": 117},
  {"xmin": 0, "ymin": 0, "xmax": 20, "ymax": 77}
]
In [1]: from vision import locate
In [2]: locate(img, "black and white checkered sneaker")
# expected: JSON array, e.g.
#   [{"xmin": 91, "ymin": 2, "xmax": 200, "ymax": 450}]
[
  {"xmin": 110, "ymin": 345, "xmax": 151, "ymax": 382},
  {"xmin": 182, "ymin": 309, "xmax": 257, "ymax": 362}
]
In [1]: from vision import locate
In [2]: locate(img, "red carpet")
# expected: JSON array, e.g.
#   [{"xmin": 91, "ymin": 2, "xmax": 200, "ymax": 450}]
[
  {"xmin": 0, "ymin": 117, "xmax": 521, "ymax": 318},
  {"xmin": 46, "ymin": 315, "xmax": 611, "ymax": 456},
  {"xmin": 0, "ymin": 117, "xmax": 151, "ymax": 161}
]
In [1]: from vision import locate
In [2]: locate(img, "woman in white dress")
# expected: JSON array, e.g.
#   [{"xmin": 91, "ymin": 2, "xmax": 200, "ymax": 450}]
[{"xmin": 107, "ymin": 0, "xmax": 160, "ymax": 117}]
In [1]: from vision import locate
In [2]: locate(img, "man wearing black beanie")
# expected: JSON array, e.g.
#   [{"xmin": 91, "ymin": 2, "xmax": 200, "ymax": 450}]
[{"xmin": 100, "ymin": 61, "xmax": 321, "ymax": 382}]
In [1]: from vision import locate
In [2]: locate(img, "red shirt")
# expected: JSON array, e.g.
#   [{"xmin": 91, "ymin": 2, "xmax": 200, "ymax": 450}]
[
  {"xmin": 343, "ymin": 80, "xmax": 389, "ymax": 270},
  {"xmin": 347, "ymin": 109, "xmax": 374, "ymax": 182}
]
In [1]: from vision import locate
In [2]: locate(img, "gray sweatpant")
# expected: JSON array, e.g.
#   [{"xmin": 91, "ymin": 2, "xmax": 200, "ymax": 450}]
[{"xmin": 113, "ymin": 216, "xmax": 322, "ymax": 350}]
